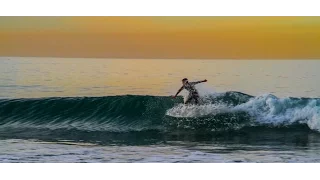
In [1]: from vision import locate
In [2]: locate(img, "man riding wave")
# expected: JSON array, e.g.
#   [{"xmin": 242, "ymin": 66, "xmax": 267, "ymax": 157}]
[{"xmin": 172, "ymin": 78, "xmax": 207, "ymax": 104}]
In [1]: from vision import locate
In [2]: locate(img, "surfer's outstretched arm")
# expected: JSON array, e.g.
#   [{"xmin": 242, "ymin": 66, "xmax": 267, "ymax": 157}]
[
  {"xmin": 191, "ymin": 79, "xmax": 207, "ymax": 85},
  {"xmin": 172, "ymin": 86, "xmax": 184, "ymax": 98}
]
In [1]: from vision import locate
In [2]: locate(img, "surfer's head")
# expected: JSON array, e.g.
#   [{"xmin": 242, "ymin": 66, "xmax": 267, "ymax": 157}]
[{"xmin": 182, "ymin": 78, "xmax": 188, "ymax": 85}]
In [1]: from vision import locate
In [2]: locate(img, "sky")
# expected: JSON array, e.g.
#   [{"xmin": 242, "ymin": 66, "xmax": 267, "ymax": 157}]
[{"xmin": 0, "ymin": 17, "xmax": 320, "ymax": 59}]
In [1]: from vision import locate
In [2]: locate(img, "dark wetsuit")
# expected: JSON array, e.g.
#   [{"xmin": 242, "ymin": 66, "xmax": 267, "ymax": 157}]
[{"xmin": 181, "ymin": 81, "xmax": 201, "ymax": 104}]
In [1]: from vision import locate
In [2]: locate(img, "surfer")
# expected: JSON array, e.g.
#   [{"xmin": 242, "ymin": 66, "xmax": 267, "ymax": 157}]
[{"xmin": 172, "ymin": 78, "xmax": 207, "ymax": 104}]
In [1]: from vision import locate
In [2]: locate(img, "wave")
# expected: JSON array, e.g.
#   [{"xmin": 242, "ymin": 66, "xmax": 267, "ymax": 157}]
[{"xmin": 0, "ymin": 92, "xmax": 320, "ymax": 135}]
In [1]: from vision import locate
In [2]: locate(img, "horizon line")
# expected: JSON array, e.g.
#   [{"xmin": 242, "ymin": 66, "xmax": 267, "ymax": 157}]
[{"xmin": 1, "ymin": 56, "xmax": 320, "ymax": 60}]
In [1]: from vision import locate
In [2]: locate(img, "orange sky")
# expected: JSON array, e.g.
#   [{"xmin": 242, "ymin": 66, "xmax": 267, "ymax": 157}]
[{"xmin": 1, "ymin": 17, "xmax": 320, "ymax": 59}]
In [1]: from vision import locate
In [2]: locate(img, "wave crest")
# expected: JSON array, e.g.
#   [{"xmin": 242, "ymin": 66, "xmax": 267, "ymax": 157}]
[{"xmin": 0, "ymin": 92, "xmax": 320, "ymax": 133}]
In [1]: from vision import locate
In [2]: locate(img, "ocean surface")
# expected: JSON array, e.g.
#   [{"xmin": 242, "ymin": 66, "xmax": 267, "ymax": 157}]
[{"xmin": 1, "ymin": 57, "xmax": 320, "ymax": 163}]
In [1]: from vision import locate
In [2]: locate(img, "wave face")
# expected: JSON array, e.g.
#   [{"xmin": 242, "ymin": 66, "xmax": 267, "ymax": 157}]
[{"xmin": 0, "ymin": 92, "xmax": 320, "ymax": 138}]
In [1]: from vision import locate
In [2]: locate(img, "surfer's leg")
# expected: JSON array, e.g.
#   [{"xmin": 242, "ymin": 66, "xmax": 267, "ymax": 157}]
[
  {"xmin": 192, "ymin": 93, "xmax": 200, "ymax": 105},
  {"xmin": 194, "ymin": 96, "xmax": 199, "ymax": 104},
  {"xmin": 184, "ymin": 96, "xmax": 192, "ymax": 104}
]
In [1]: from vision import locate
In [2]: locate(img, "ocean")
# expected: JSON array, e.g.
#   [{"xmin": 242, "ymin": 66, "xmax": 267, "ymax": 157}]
[{"xmin": 1, "ymin": 57, "xmax": 320, "ymax": 163}]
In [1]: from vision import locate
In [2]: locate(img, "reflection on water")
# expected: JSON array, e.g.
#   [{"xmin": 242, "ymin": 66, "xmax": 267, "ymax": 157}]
[
  {"xmin": 1, "ymin": 57, "xmax": 320, "ymax": 98},
  {"xmin": 1, "ymin": 130, "xmax": 320, "ymax": 163}
]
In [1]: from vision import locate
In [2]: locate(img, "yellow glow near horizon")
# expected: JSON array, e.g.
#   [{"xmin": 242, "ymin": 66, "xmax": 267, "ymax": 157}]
[{"xmin": 0, "ymin": 17, "xmax": 320, "ymax": 59}]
